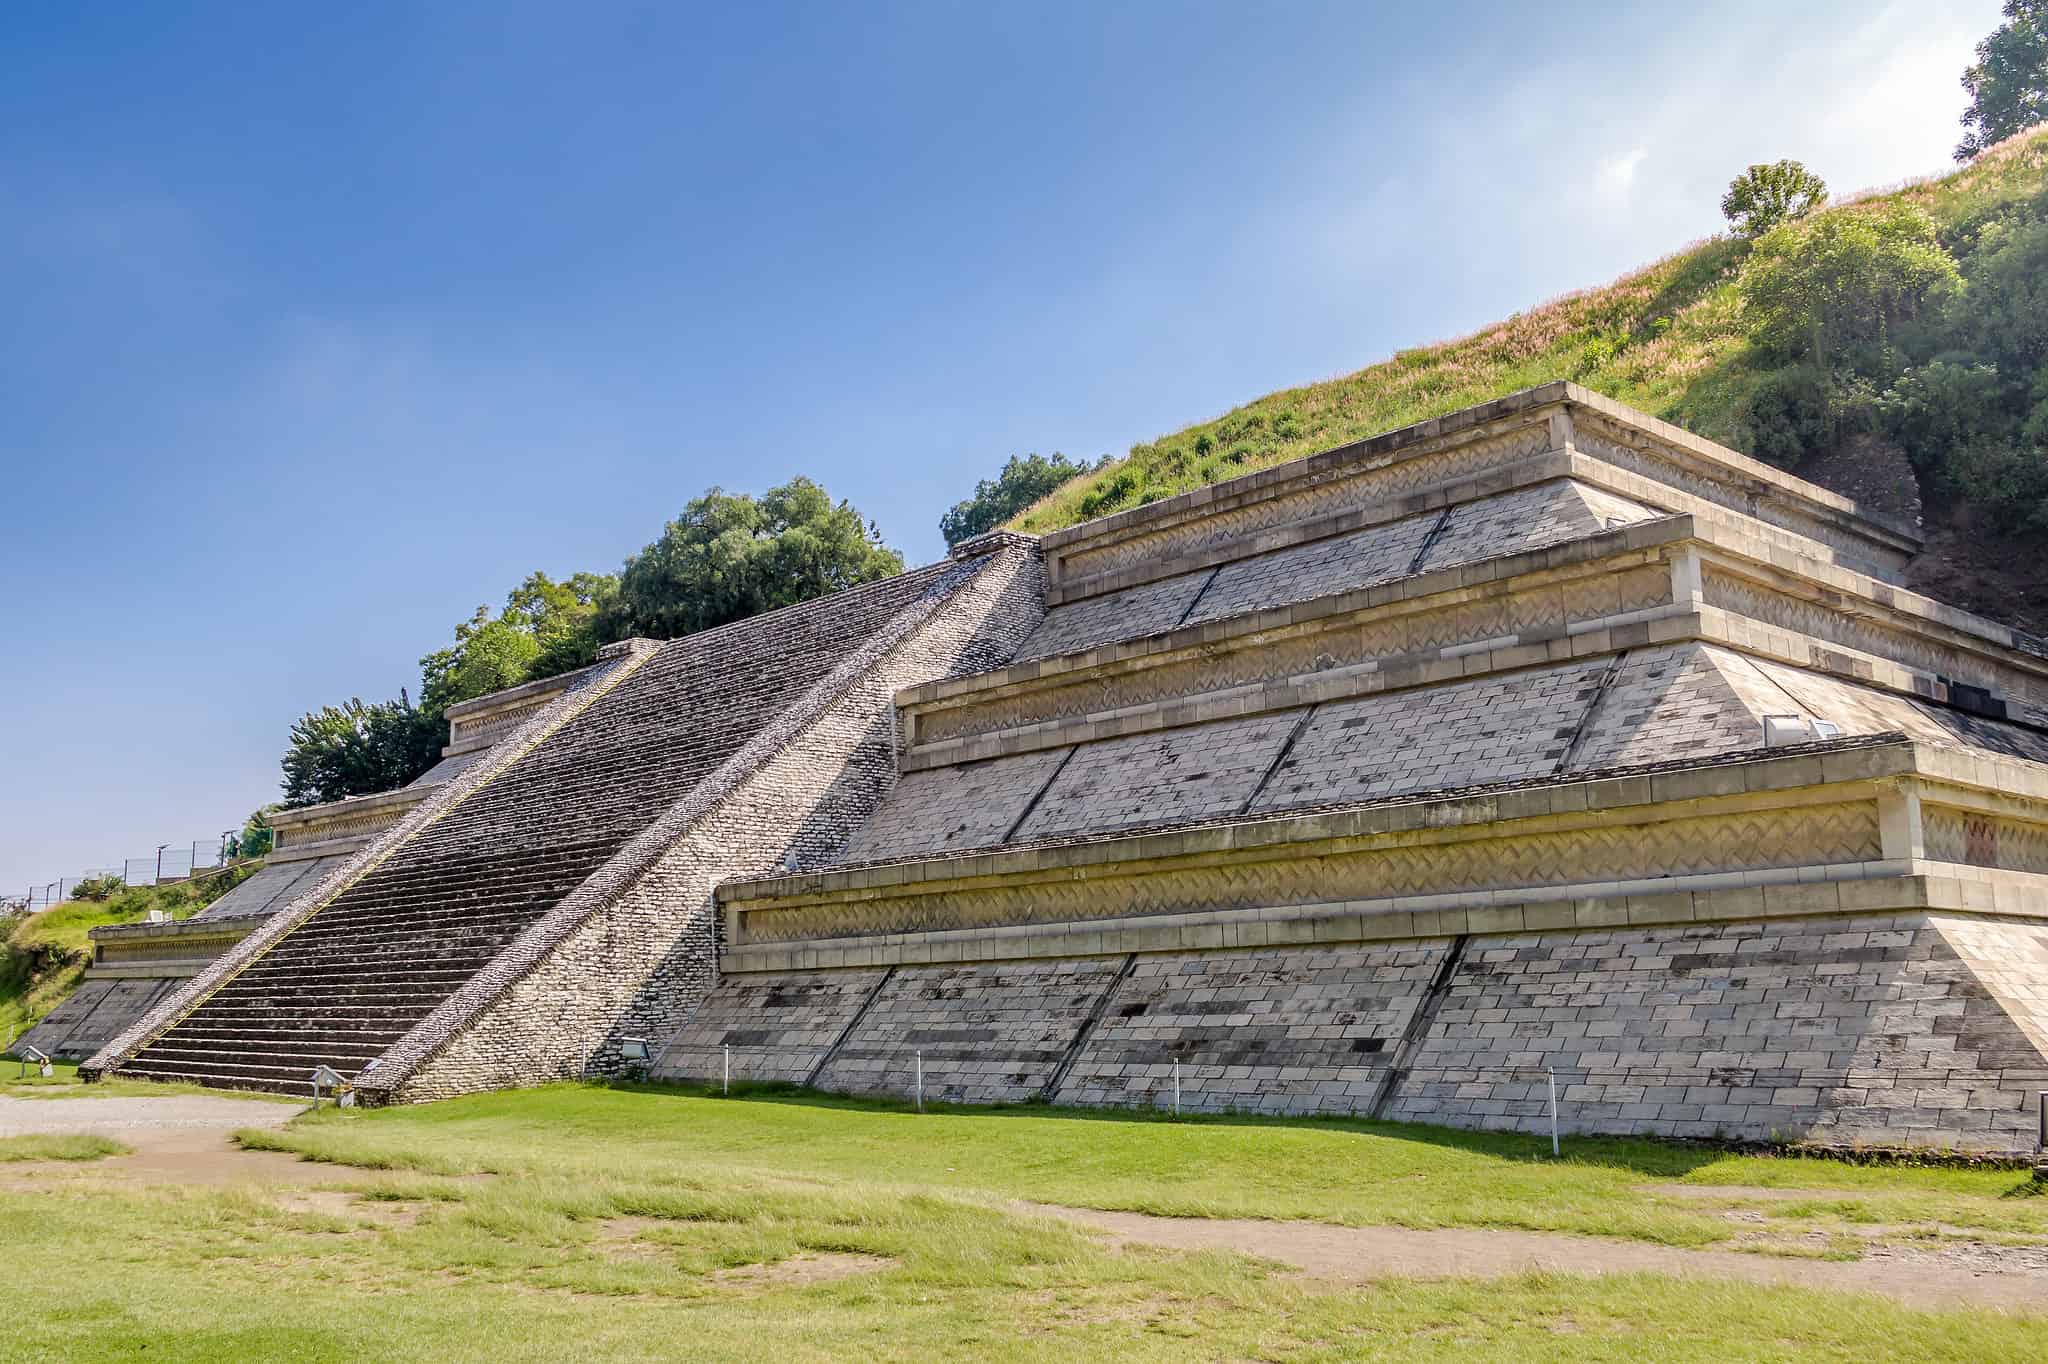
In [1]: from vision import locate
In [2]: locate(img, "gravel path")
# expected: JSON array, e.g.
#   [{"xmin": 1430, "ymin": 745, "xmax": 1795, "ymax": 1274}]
[
  {"xmin": 0, "ymin": 1093, "xmax": 301, "ymax": 1137},
  {"xmin": 0, "ymin": 1093, "xmax": 312, "ymax": 1186},
  {"xmin": 1027, "ymin": 1203, "xmax": 2048, "ymax": 1315}
]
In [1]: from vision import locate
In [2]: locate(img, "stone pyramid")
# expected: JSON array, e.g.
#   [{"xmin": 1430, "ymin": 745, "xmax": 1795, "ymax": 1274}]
[{"xmin": 89, "ymin": 382, "xmax": 2048, "ymax": 1152}]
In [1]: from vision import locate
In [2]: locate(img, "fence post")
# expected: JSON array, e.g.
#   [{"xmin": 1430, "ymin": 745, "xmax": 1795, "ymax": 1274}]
[
  {"xmin": 1548, "ymin": 1067, "xmax": 1560, "ymax": 1157},
  {"xmin": 1173, "ymin": 1059, "xmax": 1181, "ymax": 1118},
  {"xmin": 915, "ymin": 1050, "xmax": 923, "ymax": 1113},
  {"xmin": 722, "ymin": 1044, "xmax": 729, "ymax": 1096}
]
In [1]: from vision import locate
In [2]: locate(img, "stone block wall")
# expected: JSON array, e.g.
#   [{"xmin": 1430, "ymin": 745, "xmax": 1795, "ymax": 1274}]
[
  {"xmin": 16, "ymin": 979, "xmax": 180, "ymax": 1061},
  {"xmin": 1015, "ymin": 711, "xmax": 1300, "ymax": 838},
  {"xmin": 1411, "ymin": 480, "xmax": 1656, "ymax": 577},
  {"xmin": 1383, "ymin": 913, "xmax": 2048, "ymax": 1151},
  {"xmin": 837, "ymin": 747, "xmax": 1070, "ymax": 863},
  {"xmin": 656, "ymin": 968, "xmax": 891, "ymax": 1086},
  {"xmin": 663, "ymin": 909, "xmax": 2048, "ymax": 1150},
  {"xmin": 1050, "ymin": 944, "xmax": 1449, "ymax": 1114},
  {"xmin": 1251, "ymin": 660, "xmax": 1607, "ymax": 810},
  {"xmin": 813, "ymin": 958, "xmax": 1126, "ymax": 1104}
]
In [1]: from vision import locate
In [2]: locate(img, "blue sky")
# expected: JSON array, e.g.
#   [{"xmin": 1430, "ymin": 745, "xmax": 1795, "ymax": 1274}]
[{"xmin": 0, "ymin": 1, "xmax": 2004, "ymax": 894}]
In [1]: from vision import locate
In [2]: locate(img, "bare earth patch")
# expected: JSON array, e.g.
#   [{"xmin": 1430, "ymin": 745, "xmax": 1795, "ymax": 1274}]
[
  {"xmin": 709, "ymin": 1251, "xmax": 892, "ymax": 1288},
  {"xmin": 1025, "ymin": 1203, "xmax": 2048, "ymax": 1315},
  {"xmin": 275, "ymin": 1189, "xmax": 427, "ymax": 1228}
]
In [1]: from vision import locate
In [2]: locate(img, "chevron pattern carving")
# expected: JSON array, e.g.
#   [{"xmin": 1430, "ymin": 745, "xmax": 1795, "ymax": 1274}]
[
  {"xmin": 1702, "ymin": 569, "xmax": 2048, "ymax": 719},
  {"xmin": 1924, "ymin": 806, "xmax": 2048, "ymax": 875},
  {"xmin": 740, "ymin": 801, "xmax": 1883, "ymax": 943},
  {"xmin": 1573, "ymin": 416, "xmax": 1873, "ymax": 564}
]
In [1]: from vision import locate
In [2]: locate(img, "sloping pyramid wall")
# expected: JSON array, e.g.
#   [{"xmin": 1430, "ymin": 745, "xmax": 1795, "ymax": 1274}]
[{"xmin": 653, "ymin": 384, "xmax": 2048, "ymax": 1153}]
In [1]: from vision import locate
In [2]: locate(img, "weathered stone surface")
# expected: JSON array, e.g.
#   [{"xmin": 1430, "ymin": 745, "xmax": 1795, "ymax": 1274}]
[
  {"xmin": 836, "ymin": 747, "xmax": 1070, "ymax": 863},
  {"xmin": 1051, "ymin": 945, "xmax": 1446, "ymax": 1114},
  {"xmin": 813, "ymin": 959, "xmax": 1127, "ymax": 1104},
  {"xmin": 1250, "ymin": 660, "xmax": 1608, "ymax": 811},
  {"xmin": 1016, "ymin": 712, "xmax": 1301, "ymax": 839},
  {"xmin": 654, "ymin": 968, "xmax": 890, "ymax": 1087},
  {"xmin": 18, "ymin": 978, "xmax": 179, "ymax": 1062},
  {"xmin": 1384, "ymin": 913, "xmax": 2048, "ymax": 1151}
]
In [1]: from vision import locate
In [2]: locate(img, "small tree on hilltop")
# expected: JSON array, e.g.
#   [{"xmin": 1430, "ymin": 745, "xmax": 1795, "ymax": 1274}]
[
  {"xmin": 1721, "ymin": 161, "xmax": 1828, "ymax": 239},
  {"xmin": 1957, "ymin": 1, "xmax": 2048, "ymax": 161}
]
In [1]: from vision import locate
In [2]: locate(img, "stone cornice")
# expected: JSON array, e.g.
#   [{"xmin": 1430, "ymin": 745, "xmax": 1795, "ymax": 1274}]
[
  {"xmin": 724, "ymin": 738, "xmax": 1929, "ymax": 909},
  {"xmin": 271, "ymin": 785, "xmax": 432, "ymax": 849},
  {"xmin": 715, "ymin": 739, "xmax": 2048, "ymax": 967}
]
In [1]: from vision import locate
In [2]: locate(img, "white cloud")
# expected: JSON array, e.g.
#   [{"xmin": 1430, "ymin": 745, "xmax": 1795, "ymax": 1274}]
[{"xmin": 1597, "ymin": 145, "xmax": 1650, "ymax": 195}]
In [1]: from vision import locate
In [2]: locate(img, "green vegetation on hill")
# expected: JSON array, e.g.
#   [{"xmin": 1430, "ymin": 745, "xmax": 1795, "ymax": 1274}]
[
  {"xmin": 0, "ymin": 867, "xmax": 253, "ymax": 1051},
  {"xmin": 1006, "ymin": 132, "xmax": 2048, "ymax": 561}
]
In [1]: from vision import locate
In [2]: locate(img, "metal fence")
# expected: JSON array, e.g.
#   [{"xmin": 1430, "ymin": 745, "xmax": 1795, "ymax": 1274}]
[{"xmin": 17, "ymin": 833, "xmax": 246, "ymax": 912}]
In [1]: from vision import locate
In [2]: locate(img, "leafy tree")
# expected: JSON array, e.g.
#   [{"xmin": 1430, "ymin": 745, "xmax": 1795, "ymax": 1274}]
[
  {"xmin": 1876, "ymin": 360, "xmax": 2021, "ymax": 477},
  {"xmin": 1960, "ymin": 215, "xmax": 2048, "ymax": 370},
  {"xmin": 280, "ymin": 694, "xmax": 442, "ymax": 806},
  {"xmin": 940, "ymin": 453, "xmax": 1093, "ymax": 546},
  {"xmin": 226, "ymin": 809, "xmax": 276, "ymax": 861},
  {"xmin": 611, "ymin": 477, "xmax": 904, "ymax": 639},
  {"xmin": 1721, "ymin": 161, "xmax": 1828, "ymax": 238},
  {"xmin": 1737, "ymin": 206, "xmax": 1962, "ymax": 368},
  {"xmin": 1958, "ymin": 1, "xmax": 2048, "ymax": 161},
  {"xmin": 419, "ymin": 609, "xmax": 541, "ymax": 716},
  {"xmin": 510, "ymin": 571, "xmax": 618, "ymax": 679},
  {"xmin": 1744, "ymin": 365, "xmax": 1846, "ymax": 466}
]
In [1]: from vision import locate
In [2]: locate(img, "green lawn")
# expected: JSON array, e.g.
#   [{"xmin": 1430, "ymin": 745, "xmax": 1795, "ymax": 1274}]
[
  {"xmin": 239, "ymin": 1083, "xmax": 2048, "ymax": 1248},
  {"xmin": 0, "ymin": 1132, "xmax": 128, "ymax": 1162},
  {"xmin": 1, "ymin": 1082, "xmax": 2041, "ymax": 1361}
]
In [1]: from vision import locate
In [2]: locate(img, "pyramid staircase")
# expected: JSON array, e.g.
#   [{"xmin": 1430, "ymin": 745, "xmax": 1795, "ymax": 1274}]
[{"xmin": 119, "ymin": 843, "xmax": 603, "ymax": 1090}]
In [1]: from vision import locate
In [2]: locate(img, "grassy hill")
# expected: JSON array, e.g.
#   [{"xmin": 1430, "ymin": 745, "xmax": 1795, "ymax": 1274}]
[
  {"xmin": 0, "ymin": 868, "xmax": 252, "ymax": 1051},
  {"xmin": 1008, "ymin": 130, "xmax": 2048, "ymax": 629}
]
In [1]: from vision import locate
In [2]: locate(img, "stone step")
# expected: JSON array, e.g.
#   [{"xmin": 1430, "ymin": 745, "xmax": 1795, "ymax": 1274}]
[{"xmin": 121, "ymin": 1054, "xmax": 362, "ymax": 1088}]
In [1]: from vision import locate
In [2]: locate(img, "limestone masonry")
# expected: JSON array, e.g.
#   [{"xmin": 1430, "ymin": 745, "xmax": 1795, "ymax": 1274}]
[{"xmin": 86, "ymin": 383, "xmax": 2048, "ymax": 1153}]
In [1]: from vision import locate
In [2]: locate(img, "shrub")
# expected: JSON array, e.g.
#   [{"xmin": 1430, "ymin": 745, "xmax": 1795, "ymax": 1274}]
[
  {"xmin": 1945, "ymin": 434, "xmax": 2048, "ymax": 533},
  {"xmin": 1876, "ymin": 361, "xmax": 2020, "ymax": 476},
  {"xmin": 1738, "ymin": 206, "xmax": 1962, "ymax": 368},
  {"xmin": 1961, "ymin": 214, "xmax": 2048, "ymax": 371},
  {"xmin": 1744, "ymin": 366, "xmax": 1846, "ymax": 465},
  {"xmin": 67, "ymin": 875, "xmax": 123, "ymax": 904}
]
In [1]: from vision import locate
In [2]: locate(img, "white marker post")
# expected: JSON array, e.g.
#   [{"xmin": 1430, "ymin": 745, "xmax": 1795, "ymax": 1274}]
[
  {"xmin": 723, "ymin": 1044, "xmax": 730, "ymax": 1096},
  {"xmin": 1173, "ymin": 1060, "xmax": 1181, "ymax": 1118},
  {"xmin": 1547, "ymin": 1067, "xmax": 1560, "ymax": 1157},
  {"xmin": 915, "ymin": 1050, "xmax": 924, "ymax": 1113}
]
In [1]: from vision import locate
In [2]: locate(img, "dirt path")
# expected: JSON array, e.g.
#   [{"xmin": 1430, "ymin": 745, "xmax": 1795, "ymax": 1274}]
[
  {"xmin": 0, "ymin": 1093, "xmax": 316, "ymax": 1187},
  {"xmin": 1026, "ymin": 1203, "xmax": 2048, "ymax": 1315}
]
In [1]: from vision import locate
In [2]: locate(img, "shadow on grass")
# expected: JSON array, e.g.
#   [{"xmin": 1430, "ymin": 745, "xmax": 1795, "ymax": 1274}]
[{"xmin": 600, "ymin": 1078, "xmax": 1729, "ymax": 1179}]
